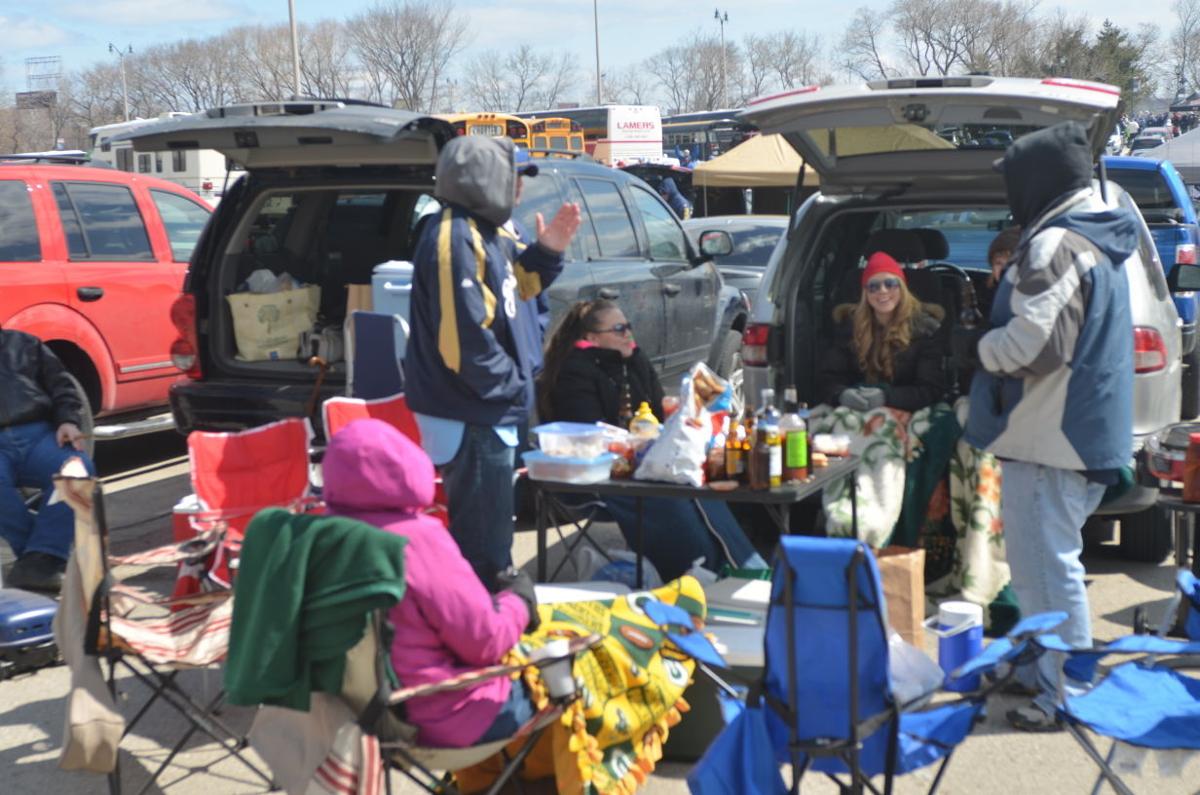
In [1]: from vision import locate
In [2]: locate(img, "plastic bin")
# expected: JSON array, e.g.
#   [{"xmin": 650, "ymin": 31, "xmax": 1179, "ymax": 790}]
[
  {"xmin": 522, "ymin": 450, "xmax": 615, "ymax": 484},
  {"xmin": 532, "ymin": 422, "xmax": 608, "ymax": 459}
]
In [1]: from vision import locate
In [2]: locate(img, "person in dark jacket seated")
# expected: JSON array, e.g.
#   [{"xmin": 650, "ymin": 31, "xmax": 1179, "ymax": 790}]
[
  {"xmin": 819, "ymin": 251, "xmax": 945, "ymax": 413},
  {"xmin": 538, "ymin": 300, "xmax": 765, "ymax": 580},
  {"xmin": 0, "ymin": 326, "xmax": 95, "ymax": 592}
]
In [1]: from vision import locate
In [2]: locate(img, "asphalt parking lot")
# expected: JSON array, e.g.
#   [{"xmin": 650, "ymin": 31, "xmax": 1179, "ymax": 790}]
[{"xmin": 1, "ymin": 440, "xmax": 1198, "ymax": 794}]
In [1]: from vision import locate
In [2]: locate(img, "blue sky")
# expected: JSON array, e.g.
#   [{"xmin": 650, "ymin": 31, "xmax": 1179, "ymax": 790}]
[{"xmin": 0, "ymin": 0, "xmax": 1169, "ymax": 96}]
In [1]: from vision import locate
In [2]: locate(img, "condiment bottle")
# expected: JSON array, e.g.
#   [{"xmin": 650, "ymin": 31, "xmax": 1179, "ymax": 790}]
[
  {"xmin": 725, "ymin": 412, "xmax": 745, "ymax": 482},
  {"xmin": 760, "ymin": 389, "xmax": 783, "ymax": 488},
  {"xmin": 1184, "ymin": 432, "xmax": 1200, "ymax": 502},
  {"xmin": 629, "ymin": 401, "xmax": 661, "ymax": 439},
  {"xmin": 781, "ymin": 387, "xmax": 808, "ymax": 483}
]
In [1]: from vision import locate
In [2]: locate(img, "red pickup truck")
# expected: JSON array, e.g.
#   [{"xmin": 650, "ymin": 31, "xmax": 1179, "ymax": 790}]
[{"xmin": 0, "ymin": 161, "xmax": 212, "ymax": 441}]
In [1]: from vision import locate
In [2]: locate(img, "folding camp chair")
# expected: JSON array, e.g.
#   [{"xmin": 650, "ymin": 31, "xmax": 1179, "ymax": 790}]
[
  {"xmin": 322, "ymin": 394, "xmax": 448, "ymax": 527},
  {"xmin": 54, "ymin": 474, "xmax": 275, "ymax": 795},
  {"xmin": 178, "ymin": 417, "xmax": 316, "ymax": 593},
  {"xmin": 687, "ymin": 536, "xmax": 1068, "ymax": 795},
  {"xmin": 1034, "ymin": 570, "xmax": 1200, "ymax": 795},
  {"xmin": 346, "ymin": 310, "xmax": 406, "ymax": 399},
  {"xmin": 228, "ymin": 508, "xmax": 601, "ymax": 795}
]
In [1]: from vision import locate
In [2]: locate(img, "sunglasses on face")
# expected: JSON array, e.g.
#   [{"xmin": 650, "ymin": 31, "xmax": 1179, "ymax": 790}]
[
  {"xmin": 596, "ymin": 322, "xmax": 634, "ymax": 335},
  {"xmin": 866, "ymin": 277, "xmax": 902, "ymax": 294}
]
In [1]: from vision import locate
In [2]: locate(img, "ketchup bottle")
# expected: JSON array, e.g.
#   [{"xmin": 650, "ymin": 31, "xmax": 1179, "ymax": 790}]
[{"xmin": 1184, "ymin": 432, "xmax": 1200, "ymax": 503}]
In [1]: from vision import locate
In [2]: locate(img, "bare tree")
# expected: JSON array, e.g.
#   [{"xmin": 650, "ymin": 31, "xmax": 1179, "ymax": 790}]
[
  {"xmin": 609, "ymin": 63, "xmax": 657, "ymax": 105},
  {"xmin": 228, "ymin": 25, "xmax": 294, "ymax": 101},
  {"xmin": 647, "ymin": 44, "xmax": 693, "ymax": 113},
  {"xmin": 770, "ymin": 31, "xmax": 823, "ymax": 88},
  {"xmin": 301, "ymin": 20, "xmax": 356, "ymax": 99},
  {"xmin": 842, "ymin": 7, "xmax": 892, "ymax": 80},
  {"xmin": 461, "ymin": 46, "xmax": 577, "ymax": 112},
  {"xmin": 347, "ymin": 0, "xmax": 470, "ymax": 111},
  {"xmin": 742, "ymin": 34, "xmax": 775, "ymax": 99}
]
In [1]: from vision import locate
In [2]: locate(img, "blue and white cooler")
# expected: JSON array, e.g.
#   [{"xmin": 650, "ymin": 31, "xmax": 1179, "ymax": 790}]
[{"xmin": 371, "ymin": 260, "xmax": 414, "ymax": 357}]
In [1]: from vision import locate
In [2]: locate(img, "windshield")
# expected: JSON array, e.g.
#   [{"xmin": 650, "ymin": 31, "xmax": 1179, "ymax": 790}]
[
  {"xmin": 886, "ymin": 208, "xmax": 1013, "ymax": 270},
  {"xmin": 1131, "ymin": 138, "xmax": 1163, "ymax": 151},
  {"xmin": 803, "ymin": 123, "xmax": 1048, "ymax": 159}
]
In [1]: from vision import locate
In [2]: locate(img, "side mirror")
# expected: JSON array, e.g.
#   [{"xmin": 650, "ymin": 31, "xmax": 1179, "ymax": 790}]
[
  {"xmin": 699, "ymin": 230, "xmax": 733, "ymax": 258},
  {"xmin": 1168, "ymin": 263, "xmax": 1200, "ymax": 293}
]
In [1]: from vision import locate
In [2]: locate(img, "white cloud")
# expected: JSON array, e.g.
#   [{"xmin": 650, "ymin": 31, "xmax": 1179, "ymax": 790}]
[
  {"xmin": 0, "ymin": 15, "xmax": 69, "ymax": 48},
  {"xmin": 62, "ymin": 0, "xmax": 239, "ymax": 24}
]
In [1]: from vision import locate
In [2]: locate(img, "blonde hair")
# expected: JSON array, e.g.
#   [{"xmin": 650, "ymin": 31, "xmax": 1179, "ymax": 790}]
[{"xmin": 852, "ymin": 280, "xmax": 920, "ymax": 382}]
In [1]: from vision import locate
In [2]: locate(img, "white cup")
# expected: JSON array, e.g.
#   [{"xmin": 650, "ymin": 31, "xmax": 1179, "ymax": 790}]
[{"xmin": 538, "ymin": 639, "xmax": 575, "ymax": 700}]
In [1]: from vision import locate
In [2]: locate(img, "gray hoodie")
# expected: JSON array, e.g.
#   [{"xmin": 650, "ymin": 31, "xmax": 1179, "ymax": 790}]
[{"xmin": 433, "ymin": 136, "xmax": 516, "ymax": 227}]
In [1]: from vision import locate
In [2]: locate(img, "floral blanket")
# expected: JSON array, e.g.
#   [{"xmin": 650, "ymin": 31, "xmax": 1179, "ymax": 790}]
[
  {"xmin": 454, "ymin": 577, "xmax": 707, "ymax": 794},
  {"xmin": 811, "ymin": 399, "xmax": 1012, "ymax": 629}
]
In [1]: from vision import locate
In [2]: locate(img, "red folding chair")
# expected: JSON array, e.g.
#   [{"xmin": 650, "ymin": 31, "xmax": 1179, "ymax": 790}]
[
  {"xmin": 176, "ymin": 417, "xmax": 316, "ymax": 595},
  {"xmin": 322, "ymin": 394, "xmax": 449, "ymax": 526}
]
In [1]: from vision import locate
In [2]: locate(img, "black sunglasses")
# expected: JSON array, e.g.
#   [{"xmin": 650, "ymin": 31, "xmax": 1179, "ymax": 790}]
[
  {"xmin": 595, "ymin": 322, "xmax": 634, "ymax": 335},
  {"xmin": 866, "ymin": 277, "xmax": 902, "ymax": 294}
]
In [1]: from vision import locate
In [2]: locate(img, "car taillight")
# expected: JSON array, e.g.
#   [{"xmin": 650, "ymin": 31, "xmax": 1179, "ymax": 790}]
[
  {"xmin": 1176, "ymin": 243, "xmax": 1197, "ymax": 265},
  {"xmin": 201, "ymin": 180, "xmax": 214, "ymax": 192},
  {"xmin": 1134, "ymin": 326, "xmax": 1167, "ymax": 373},
  {"xmin": 742, "ymin": 323, "xmax": 771, "ymax": 367},
  {"xmin": 169, "ymin": 294, "xmax": 203, "ymax": 378}
]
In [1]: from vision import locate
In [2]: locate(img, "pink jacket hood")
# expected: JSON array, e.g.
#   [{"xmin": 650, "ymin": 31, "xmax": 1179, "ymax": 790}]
[{"xmin": 322, "ymin": 419, "xmax": 435, "ymax": 513}]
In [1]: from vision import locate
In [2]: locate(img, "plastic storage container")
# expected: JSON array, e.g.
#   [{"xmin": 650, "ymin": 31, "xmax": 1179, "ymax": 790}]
[
  {"xmin": 522, "ymin": 450, "xmax": 616, "ymax": 484},
  {"xmin": 0, "ymin": 588, "xmax": 58, "ymax": 679},
  {"xmin": 532, "ymin": 422, "xmax": 609, "ymax": 459}
]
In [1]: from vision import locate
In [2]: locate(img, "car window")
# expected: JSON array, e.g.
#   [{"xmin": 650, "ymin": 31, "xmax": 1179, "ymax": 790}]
[
  {"xmin": 576, "ymin": 178, "xmax": 639, "ymax": 258},
  {"xmin": 0, "ymin": 180, "xmax": 40, "ymax": 261},
  {"xmin": 151, "ymin": 190, "xmax": 211, "ymax": 262},
  {"xmin": 1107, "ymin": 169, "xmax": 1183, "ymax": 224},
  {"xmin": 713, "ymin": 225, "xmax": 786, "ymax": 268},
  {"xmin": 630, "ymin": 186, "xmax": 687, "ymax": 261},
  {"xmin": 52, "ymin": 182, "xmax": 154, "ymax": 261},
  {"xmin": 512, "ymin": 173, "xmax": 564, "ymax": 242},
  {"xmin": 890, "ymin": 208, "xmax": 1011, "ymax": 270},
  {"xmin": 1119, "ymin": 190, "xmax": 1170, "ymax": 302}
]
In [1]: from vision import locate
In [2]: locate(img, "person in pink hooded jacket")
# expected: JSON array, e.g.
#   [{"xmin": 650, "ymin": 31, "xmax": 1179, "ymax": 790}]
[{"xmin": 322, "ymin": 418, "xmax": 539, "ymax": 748}]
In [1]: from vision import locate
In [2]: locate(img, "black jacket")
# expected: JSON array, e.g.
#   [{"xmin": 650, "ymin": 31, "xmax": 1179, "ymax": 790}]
[
  {"xmin": 0, "ymin": 329, "xmax": 83, "ymax": 429},
  {"xmin": 818, "ymin": 304, "xmax": 945, "ymax": 412},
  {"xmin": 546, "ymin": 345, "xmax": 665, "ymax": 426}
]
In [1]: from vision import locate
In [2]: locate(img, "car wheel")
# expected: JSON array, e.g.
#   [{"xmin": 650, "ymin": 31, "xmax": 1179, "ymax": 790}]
[
  {"xmin": 715, "ymin": 330, "xmax": 744, "ymax": 417},
  {"xmin": 1182, "ymin": 348, "xmax": 1200, "ymax": 420},
  {"xmin": 1118, "ymin": 506, "xmax": 1173, "ymax": 563}
]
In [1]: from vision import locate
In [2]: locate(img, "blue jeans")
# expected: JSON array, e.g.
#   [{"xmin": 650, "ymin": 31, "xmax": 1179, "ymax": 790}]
[
  {"xmin": 0, "ymin": 420, "xmax": 96, "ymax": 560},
  {"xmin": 602, "ymin": 496, "xmax": 759, "ymax": 581},
  {"xmin": 476, "ymin": 677, "xmax": 537, "ymax": 744},
  {"xmin": 440, "ymin": 423, "xmax": 515, "ymax": 588},
  {"xmin": 1001, "ymin": 460, "xmax": 1105, "ymax": 713}
]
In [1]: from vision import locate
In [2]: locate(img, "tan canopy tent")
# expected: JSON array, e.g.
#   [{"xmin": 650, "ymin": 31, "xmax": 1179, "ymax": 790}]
[{"xmin": 692, "ymin": 134, "xmax": 818, "ymax": 188}]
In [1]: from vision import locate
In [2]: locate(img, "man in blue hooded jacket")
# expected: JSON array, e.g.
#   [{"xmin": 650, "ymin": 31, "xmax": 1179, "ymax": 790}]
[
  {"xmin": 405, "ymin": 136, "xmax": 580, "ymax": 587},
  {"xmin": 959, "ymin": 121, "xmax": 1137, "ymax": 730}
]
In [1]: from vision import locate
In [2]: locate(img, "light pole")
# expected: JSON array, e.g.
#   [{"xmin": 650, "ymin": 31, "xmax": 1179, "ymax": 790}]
[
  {"xmin": 108, "ymin": 43, "xmax": 132, "ymax": 121},
  {"xmin": 287, "ymin": 0, "xmax": 302, "ymax": 97},
  {"xmin": 714, "ymin": 9, "xmax": 729, "ymax": 108},
  {"xmin": 593, "ymin": 0, "xmax": 602, "ymax": 104}
]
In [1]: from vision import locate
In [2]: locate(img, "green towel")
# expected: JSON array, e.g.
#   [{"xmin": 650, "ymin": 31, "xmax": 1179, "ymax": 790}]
[{"xmin": 224, "ymin": 509, "xmax": 407, "ymax": 711}]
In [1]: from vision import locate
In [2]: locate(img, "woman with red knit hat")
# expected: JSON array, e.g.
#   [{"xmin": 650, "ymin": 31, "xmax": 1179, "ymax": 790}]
[{"xmin": 817, "ymin": 251, "xmax": 944, "ymax": 412}]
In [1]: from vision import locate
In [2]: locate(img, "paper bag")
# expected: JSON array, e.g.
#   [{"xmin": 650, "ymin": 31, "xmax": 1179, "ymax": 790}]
[
  {"xmin": 876, "ymin": 546, "xmax": 926, "ymax": 647},
  {"xmin": 226, "ymin": 285, "xmax": 321, "ymax": 362}
]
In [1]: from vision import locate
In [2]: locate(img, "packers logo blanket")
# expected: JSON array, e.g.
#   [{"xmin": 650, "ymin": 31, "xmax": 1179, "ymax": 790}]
[{"xmin": 455, "ymin": 576, "xmax": 708, "ymax": 794}]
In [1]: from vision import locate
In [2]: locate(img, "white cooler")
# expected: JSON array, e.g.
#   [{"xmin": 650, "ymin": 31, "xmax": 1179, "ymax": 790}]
[{"xmin": 370, "ymin": 260, "xmax": 414, "ymax": 358}]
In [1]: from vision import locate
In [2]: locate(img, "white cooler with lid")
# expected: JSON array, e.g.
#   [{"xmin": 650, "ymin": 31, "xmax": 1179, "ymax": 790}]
[{"xmin": 370, "ymin": 260, "xmax": 414, "ymax": 356}]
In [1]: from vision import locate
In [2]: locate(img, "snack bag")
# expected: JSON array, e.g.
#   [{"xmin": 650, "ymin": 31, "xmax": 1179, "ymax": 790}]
[{"xmin": 634, "ymin": 363, "xmax": 729, "ymax": 487}]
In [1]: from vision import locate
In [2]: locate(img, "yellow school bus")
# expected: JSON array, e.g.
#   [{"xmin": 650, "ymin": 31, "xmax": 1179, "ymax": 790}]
[
  {"xmin": 438, "ymin": 113, "xmax": 531, "ymax": 148},
  {"xmin": 527, "ymin": 117, "xmax": 586, "ymax": 154}
]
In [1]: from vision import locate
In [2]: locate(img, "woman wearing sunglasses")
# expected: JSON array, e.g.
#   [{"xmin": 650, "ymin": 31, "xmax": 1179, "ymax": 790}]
[
  {"xmin": 818, "ymin": 251, "xmax": 944, "ymax": 413},
  {"xmin": 537, "ymin": 299, "xmax": 765, "ymax": 581}
]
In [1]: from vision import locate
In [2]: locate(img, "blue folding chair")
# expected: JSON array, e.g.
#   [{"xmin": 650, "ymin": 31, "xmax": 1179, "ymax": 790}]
[
  {"xmin": 687, "ymin": 536, "xmax": 1068, "ymax": 795},
  {"xmin": 1034, "ymin": 570, "xmax": 1200, "ymax": 795},
  {"xmin": 348, "ymin": 310, "xmax": 406, "ymax": 399}
]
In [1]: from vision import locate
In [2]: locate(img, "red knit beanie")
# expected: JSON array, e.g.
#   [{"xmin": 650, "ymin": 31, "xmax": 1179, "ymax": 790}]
[{"xmin": 861, "ymin": 251, "xmax": 906, "ymax": 288}]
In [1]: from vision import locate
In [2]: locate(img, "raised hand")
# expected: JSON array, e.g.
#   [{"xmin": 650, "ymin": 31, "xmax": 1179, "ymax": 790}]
[{"xmin": 535, "ymin": 201, "xmax": 583, "ymax": 254}]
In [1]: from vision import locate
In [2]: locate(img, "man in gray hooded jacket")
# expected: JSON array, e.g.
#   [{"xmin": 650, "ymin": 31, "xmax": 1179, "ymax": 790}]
[
  {"xmin": 960, "ymin": 121, "xmax": 1137, "ymax": 730},
  {"xmin": 405, "ymin": 136, "xmax": 580, "ymax": 587}
]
